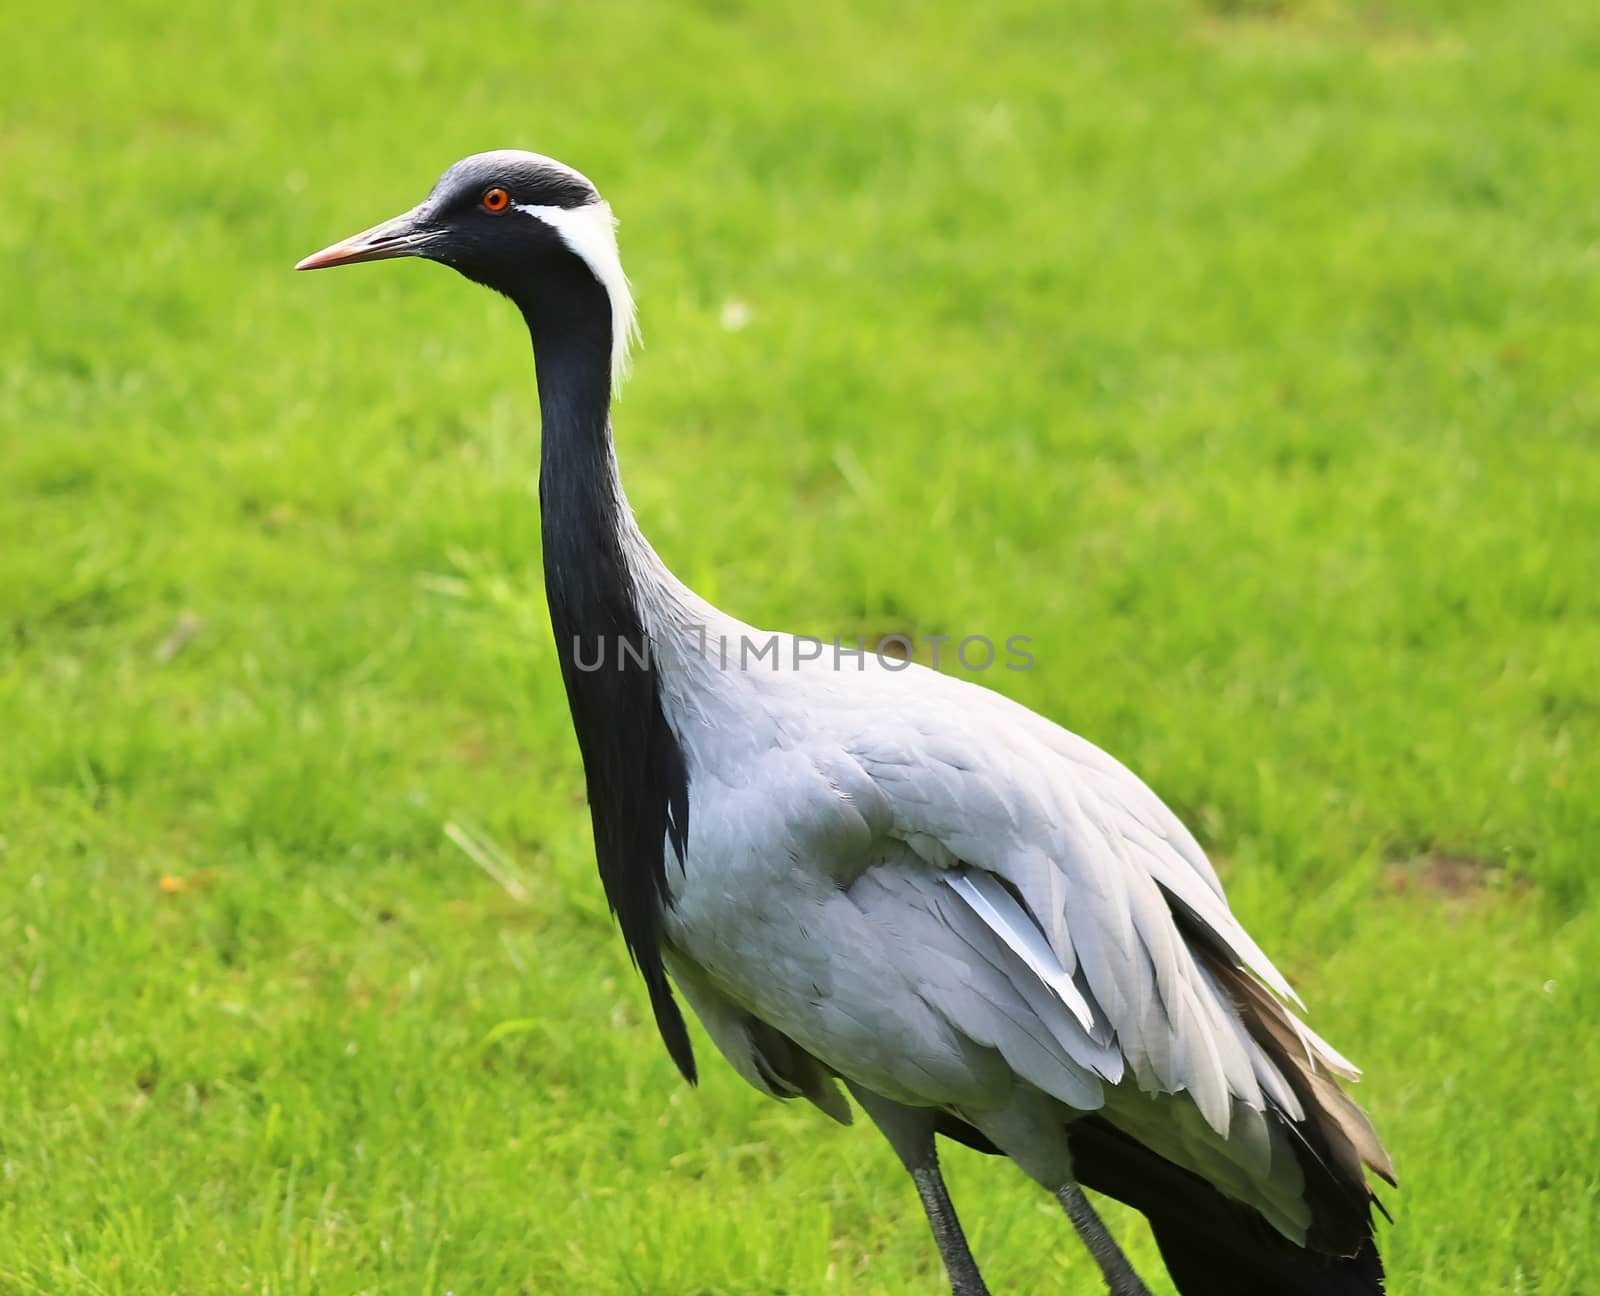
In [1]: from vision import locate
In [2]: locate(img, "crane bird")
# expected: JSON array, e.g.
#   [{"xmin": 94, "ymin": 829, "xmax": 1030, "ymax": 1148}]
[{"xmin": 299, "ymin": 150, "xmax": 1394, "ymax": 1295}]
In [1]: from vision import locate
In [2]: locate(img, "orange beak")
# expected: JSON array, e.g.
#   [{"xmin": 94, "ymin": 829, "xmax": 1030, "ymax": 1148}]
[{"xmin": 295, "ymin": 207, "xmax": 437, "ymax": 271}]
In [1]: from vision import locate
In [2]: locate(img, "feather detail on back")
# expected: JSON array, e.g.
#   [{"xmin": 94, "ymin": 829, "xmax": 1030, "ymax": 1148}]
[{"xmin": 1181, "ymin": 918, "xmax": 1394, "ymax": 1255}]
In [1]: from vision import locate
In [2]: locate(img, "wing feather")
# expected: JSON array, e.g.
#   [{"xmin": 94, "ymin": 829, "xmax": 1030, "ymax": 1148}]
[
  {"xmin": 842, "ymin": 682, "xmax": 1360, "ymax": 1143},
  {"xmin": 944, "ymin": 870, "xmax": 1097, "ymax": 1035}
]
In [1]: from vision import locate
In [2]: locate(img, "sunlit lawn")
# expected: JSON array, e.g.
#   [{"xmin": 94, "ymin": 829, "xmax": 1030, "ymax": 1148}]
[{"xmin": 2, "ymin": 0, "xmax": 1598, "ymax": 1291}]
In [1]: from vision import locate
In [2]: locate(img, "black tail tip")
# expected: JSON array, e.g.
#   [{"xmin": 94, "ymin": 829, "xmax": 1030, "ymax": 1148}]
[{"xmin": 1152, "ymin": 1219, "xmax": 1385, "ymax": 1296}]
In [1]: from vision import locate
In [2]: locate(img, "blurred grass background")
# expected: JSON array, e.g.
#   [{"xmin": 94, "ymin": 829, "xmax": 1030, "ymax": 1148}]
[{"xmin": 2, "ymin": 0, "xmax": 1598, "ymax": 1291}]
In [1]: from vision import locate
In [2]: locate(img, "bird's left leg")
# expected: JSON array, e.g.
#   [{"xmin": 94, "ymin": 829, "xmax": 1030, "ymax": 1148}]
[
  {"xmin": 845, "ymin": 1081, "xmax": 990, "ymax": 1296},
  {"xmin": 1056, "ymin": 1181, "xmax": 1152, "ymax": 1296},
  {"xmin": 963, "ymin": 1097, "xmax": 1151, "ymax": 1296}
]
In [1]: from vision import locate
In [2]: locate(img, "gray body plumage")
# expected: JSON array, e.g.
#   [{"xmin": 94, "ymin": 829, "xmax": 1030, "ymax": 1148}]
[{"xmin": 627, "ymin": 514, "xmax": 1372, "ymax": 1244}]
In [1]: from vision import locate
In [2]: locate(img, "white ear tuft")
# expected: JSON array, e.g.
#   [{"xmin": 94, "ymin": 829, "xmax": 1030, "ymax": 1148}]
[{"xmin": 514, "ymin": 200, "xmax": 640, "ymax": 395}]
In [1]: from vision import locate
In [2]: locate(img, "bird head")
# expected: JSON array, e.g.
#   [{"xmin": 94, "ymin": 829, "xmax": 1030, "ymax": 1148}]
[{"xmin": 297, "ymin": 150, "xmax": 638, "ymax": 388}]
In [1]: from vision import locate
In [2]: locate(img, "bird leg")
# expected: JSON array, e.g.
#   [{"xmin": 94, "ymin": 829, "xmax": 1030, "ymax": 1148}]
[
  {"xmin": 846, "ymin": 1083, "xmax": 990, "ymax": 1296},
  {"xmin": 910, "ymin": 1157, "xmax": 990, "ymax": 1296},
  {"xmin": 1056, "ymin": 1182, "xmax": 1152, "ymax": 1296}
]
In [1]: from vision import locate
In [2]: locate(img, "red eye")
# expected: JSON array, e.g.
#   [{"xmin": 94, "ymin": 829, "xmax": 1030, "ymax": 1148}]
[{"xmin": 482, "ymin": 187, "xmax": 510, "ymax": 213}]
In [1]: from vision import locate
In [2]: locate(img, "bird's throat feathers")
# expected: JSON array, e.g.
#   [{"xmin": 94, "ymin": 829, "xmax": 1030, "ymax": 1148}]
[{"xmin": 530, "ymin": 298, "xmax": 696, "ymax": 1085}]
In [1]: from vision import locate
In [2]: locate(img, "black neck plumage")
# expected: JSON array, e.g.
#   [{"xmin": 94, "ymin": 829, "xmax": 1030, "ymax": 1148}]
[{"xmin": 516, "ymin": 256, "xmax": 696, "ymax": 1083}]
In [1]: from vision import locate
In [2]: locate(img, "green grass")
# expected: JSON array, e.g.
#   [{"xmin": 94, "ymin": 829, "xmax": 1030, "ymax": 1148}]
[{"xmin": 3, "ymin": 0, "xmax": 1599, "ymax": 1291}]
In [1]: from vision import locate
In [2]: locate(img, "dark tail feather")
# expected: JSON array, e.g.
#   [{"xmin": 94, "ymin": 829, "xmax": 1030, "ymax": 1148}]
[{"xmin": 1067, "ymin": 1115, "xmax": 1385, "ymax": 1296}]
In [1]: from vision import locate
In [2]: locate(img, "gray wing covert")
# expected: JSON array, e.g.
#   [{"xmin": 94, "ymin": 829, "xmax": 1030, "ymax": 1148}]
[{"xmin": 842, "ymin": 696, "xmax": 1306, "ymax": 1139}]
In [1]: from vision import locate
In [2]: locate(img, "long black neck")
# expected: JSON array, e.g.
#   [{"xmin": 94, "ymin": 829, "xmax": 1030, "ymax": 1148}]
[{"xmin": 516, "ymin": 256, "xmax": 696, "ymax": 1084}]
